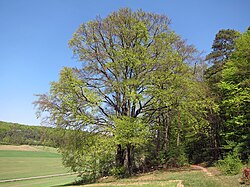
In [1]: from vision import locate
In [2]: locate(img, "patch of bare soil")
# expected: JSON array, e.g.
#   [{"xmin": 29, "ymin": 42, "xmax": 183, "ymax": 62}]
[
  {"xmin": 191, "ymin": 165, "xmax": 213, "ymax": 176},
  {"xmin": 71, "ymin": 180, "xmax": 182, "ymax": 187},
  {"xmin": 70, "ymin": 173, "xmax": 184, "ymax": 187},
  {"xmin": 131, "ymin": 172, "xmax": 157, "ymax": 181},
  {"xmin": 0, "ymin": 145, "xmax": 40, "ymax": 151},
  {"xmin": 81, "ymin": 182, "xmax": 151, "ymax": 186}
]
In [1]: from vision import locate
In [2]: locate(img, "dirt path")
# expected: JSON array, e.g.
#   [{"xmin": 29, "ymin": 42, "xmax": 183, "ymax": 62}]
[
  {"xmin": 174, "ymin": 180, "xmax": 184, "ymax": 187},
  {"xmin": 0, "ymin": 145, "xmax": 40, "ymax": 151},
  {"xmin": 0, "ymin": 172, "xmax": 77, "ymax": 183},
  {"xmin": 71, "ymin": 180, "xmax": 184, "ymax": 187},
  {"xmin": 191, "ymin": 165, "xmax": 213, "ymax": 176}
]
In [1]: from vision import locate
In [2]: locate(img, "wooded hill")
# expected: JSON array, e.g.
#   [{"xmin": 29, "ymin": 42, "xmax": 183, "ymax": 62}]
[{"xmin": 0, "ymin": 121, "xmax": 60, "ymax": 147}]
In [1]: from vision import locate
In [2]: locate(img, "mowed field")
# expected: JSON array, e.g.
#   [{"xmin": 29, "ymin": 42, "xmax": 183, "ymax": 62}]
[{"xmin": 0, "ymin": 145, "xmax": 78, "ymax": 187}]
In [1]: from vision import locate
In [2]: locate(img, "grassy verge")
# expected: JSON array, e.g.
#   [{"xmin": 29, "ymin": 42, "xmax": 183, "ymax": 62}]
[{"xmin": 69, "ymin": 168, "xmax": 243, "ymax": 187}]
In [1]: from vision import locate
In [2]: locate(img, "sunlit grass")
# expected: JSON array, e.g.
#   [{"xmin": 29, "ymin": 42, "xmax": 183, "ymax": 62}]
[
  {"xmin": 0, "ymin": 148, "xmax": 242, "ymax": 187},
  {"xmin": 75, "ymin": 168, "xmax": 242, "ymax": 187},
  {"xmin": 0, "ymin": 149, "xmax": 78, "ymax": 187}
]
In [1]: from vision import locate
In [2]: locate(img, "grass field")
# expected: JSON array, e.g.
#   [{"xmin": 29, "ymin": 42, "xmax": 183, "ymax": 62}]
[
  {"xmin": 0, "ymin": 145, "xmax": 243, "ymax": 187},
  {"xmin": 0, "ymin": 145, "xmax": 78, "ymax": 187}
]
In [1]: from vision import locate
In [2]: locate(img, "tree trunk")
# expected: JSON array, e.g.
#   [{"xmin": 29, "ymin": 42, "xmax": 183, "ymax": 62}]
[
  {"xmin": 116, "ymin": 144, "xmax": 125, "ymax": 167},
  {"xmin": 164, "ymin": 125, "xmax": 169, "ymax": 151},
  {"xmin": 212, "ymin": 122, "xmax": 221, "ymax": 160},
  {"xmin": 156, "ymin": 128, "xmax": 160, "ymax": 154},
  {"xmin": 164, "ymin": 112, "xmax": 170, "ymax": 151},
  {"xmin": 177, "ymin": 110, "xmax": 181, "ymax": 147},
  {"xmin": 126, "ymin": 144, "xmax": 132, "ymax": 175}
]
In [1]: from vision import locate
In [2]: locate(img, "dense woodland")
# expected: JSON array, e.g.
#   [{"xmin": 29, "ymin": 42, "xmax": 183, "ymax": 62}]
[
  {"xmin": 3, "ymin": 8, "xmax": 249, "ymax": 181},
  {"xmin": 0, "ymin": 121, "xmax": 60, "ymax": 147}
]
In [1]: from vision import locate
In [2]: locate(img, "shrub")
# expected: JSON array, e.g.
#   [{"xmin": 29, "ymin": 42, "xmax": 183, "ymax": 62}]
[
  {"xmin": 217, "ymin": 151, "xmax": 243, "ymax": 175},
  {"xmin": 247, "ymin": 156, "xmax": 250, "ymax": 167},
  {"xmin": 111, "ymin": 166, "xmax": 127, "ymax": 178},
  {"xmin": 164, "ymin": 146, "xmax": 188, "ymax": 168}
]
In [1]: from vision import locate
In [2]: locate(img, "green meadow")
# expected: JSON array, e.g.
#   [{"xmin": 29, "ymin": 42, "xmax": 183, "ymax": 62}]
[{"xmin": 0, "ymin": 147, "xmax": 78, "ymax": 187}]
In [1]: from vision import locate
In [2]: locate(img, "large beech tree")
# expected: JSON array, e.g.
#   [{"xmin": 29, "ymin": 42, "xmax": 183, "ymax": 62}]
[{"xmin": 35, "ymin": 8, "xmax": 212, "ymax": 177}]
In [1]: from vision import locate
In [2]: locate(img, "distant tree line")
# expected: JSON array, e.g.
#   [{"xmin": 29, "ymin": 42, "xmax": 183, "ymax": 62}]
[{"xmin": 0, "ymin": 121, "xmax": 61, "ymax": 147}]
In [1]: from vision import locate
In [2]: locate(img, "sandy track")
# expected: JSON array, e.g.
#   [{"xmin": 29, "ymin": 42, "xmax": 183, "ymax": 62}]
[
  {"xmin": 70, "ymin": 180, "xmax": 184, "ymax": 187},
  {"xmin": 191, "ymin": 165, "xmax": 213, "ymax": 176},
  {"xmin": 0, "ymin": 145, "xmax": 40, "ymax": 151}
]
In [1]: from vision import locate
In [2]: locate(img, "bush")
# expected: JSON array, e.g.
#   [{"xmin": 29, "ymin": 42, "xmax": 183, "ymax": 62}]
[
  {"xmin": 162, "ymin": 146, "xmax": 188, "ymax": 168},
  {"xmin": 217, "ymin": 151, "xmax": 243, "ymax": 175},
  {"xmin": 247, "ymin": 156, "xmax": 250, "ymax": 167},
  {"xmin": 111, "ymin": 166, "xmax": 127, "ymax": 178}
]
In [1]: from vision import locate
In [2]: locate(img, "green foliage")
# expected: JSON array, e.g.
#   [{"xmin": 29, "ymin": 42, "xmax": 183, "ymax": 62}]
[
  {"xmin": 112, "ymin": 116, "xmax": 149, "ymax": 147},
  {"xmin": 35, "ymin": 8, "xmax": 215, "ymax": 178},
  {"xmin": 185, "ymin": 133, "xmax": 213, "ymax": 164},
  {"xmin": 219, "ymin": 30, "xmax": 250, "ymax": 160},
  {"xmin": 205, "ymin": 29, "xmax": 240, "ymax": 96},
  {"xmin": 204, "ymin": 29, "xmax": 245, "ymax": 162},
  {"xmin": 247, "ymin": 156, "xmax": 250, "ymax": 167},
  {"xmin": 59, "ymin": 130, "xmax": 116, "ymax": 181},
  {"xmin": 165, "ymin": 146, "xmax": 188, "ymax": 168},
  {"xmin": 217, "ymin": 151, "xmax": 243, "ymax": 175},
  {"xmin": 206, "ymin": 29, "xmax": 240, "ymax": 64},
  {"xmin": 111, "ymin": 166, "xmax": 127, "ymax": 178},
  {"xmin": 0, "ymin": 121, "xmax": 60, "ymax": 147}
]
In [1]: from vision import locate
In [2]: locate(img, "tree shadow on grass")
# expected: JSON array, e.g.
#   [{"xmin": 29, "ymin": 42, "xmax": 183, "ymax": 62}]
[{"xmin": 51, "ymin": 178, "xmax": 97, "ymax": 187}]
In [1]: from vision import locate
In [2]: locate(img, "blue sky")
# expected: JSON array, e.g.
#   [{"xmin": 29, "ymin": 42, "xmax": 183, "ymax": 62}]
[{"xmin": 0, "ymin": 0, "xmax": 249, "ymax": 126}]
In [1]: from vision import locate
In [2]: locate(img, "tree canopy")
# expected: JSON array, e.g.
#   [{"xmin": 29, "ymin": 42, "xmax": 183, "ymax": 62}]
[
  {"xmin": 219, "ymin": 30, "xmax": 250, "ymax": 159},
  {"xmin": 34, "ymin": 8, "xmax": 249, "ymax": 180}
]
